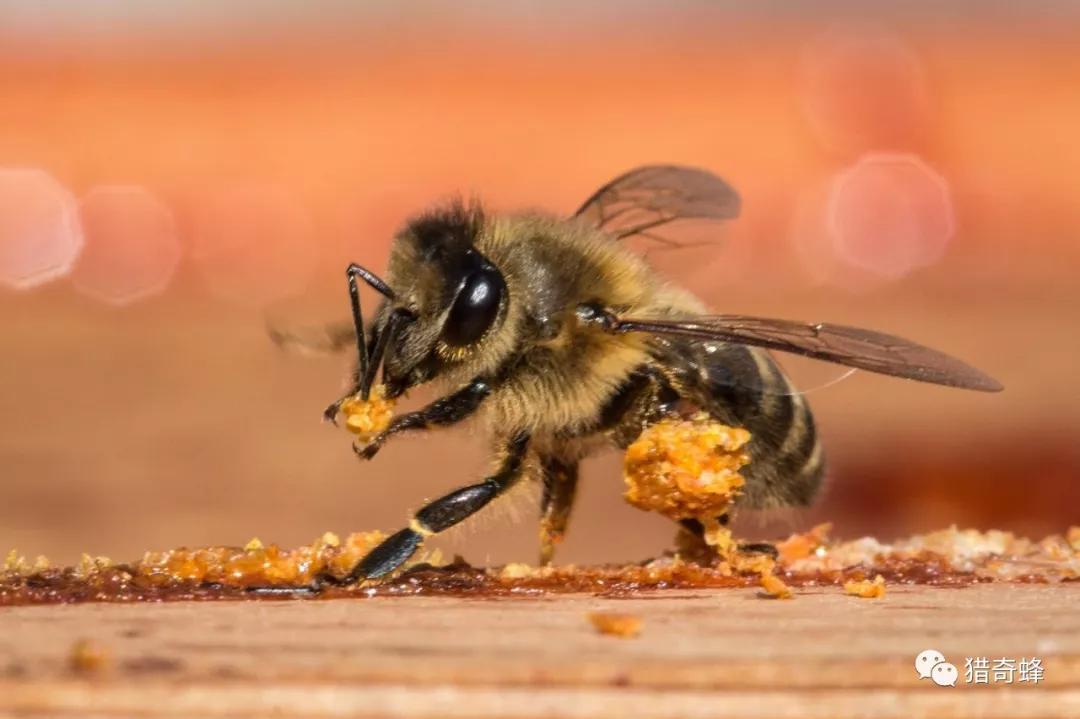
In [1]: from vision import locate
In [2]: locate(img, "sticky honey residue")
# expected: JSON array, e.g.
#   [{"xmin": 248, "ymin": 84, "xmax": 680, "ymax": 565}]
[
  {"xmin": 135, "ymin": 531, "xmax": 389, "ymax": 588},
  {"xmin": 3, "ymin": 525, "xmax": 1080, "ymax": 606},
  {"xmin": 623, "ymin": 414, "xmax": 750, "ymax": 521},
  {"xmin": 844, "ymin": 574, "xmax": 887, "ymax": 599},
  {"xmin": 339, "ymin": 385, "xmax": 395, "ymax": 441},
  {"xmin": 588, "ymin": 612, "xmax": 642, "ymax": 638}
]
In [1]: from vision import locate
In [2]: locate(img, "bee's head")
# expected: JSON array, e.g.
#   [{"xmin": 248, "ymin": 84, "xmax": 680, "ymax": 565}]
[{"xmin": 374, "ymin": 201, "xmax": 508, "ymax": 397}]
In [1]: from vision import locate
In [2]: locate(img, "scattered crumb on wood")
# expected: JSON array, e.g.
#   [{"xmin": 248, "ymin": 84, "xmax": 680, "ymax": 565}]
[
  {"xmin": 776, "ymin": 523, "xmax": 832, "ymax": 564},
  {"xmin": 499, "ymin": 562, "xmax": 536, "ymax": 579},
  {"xmin": 136, "ymin": 531, "xmax": 392, "ymax": 587},
  {"xmin": 844, "ymin": 574, "xmax": 887, "ymax": 599},
  {"xmin": 75, "ymin": 554, "xmax": 113, "ymax": 580},
  {"xmin": 5, "ymin": 525, "xmax": 1080, "ymax": 607},
  {"xmin": 759, "ymin": 572, "xmax": 793, "ymax": 600},
  {"xmin": 3, "ymin": 549, "xmax": 28, "ymax": 574},
  {"xmin": 588, "ymin": 612, "xmax": 642, "ymax": 638},
  {"xmin": 68, "ymin": 639, "xmax": 109, "ymax": 674},
  {"xmin": 1067, "ymin": 526, "xmax": 1080, "ymax": 552}
]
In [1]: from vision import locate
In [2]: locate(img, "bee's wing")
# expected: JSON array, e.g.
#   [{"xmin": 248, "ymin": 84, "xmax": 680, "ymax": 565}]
[
  {"xmin": 611, "ymin": 314, "xmax": 1003, "ymax": 392},
  {"xmin": 574, "ymin": 165, "xmax": 740, "ymax": 247}
]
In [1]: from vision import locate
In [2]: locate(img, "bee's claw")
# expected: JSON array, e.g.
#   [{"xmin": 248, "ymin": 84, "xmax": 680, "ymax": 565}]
[
  {"xmin": 310, "ymin": 572, "xmax": 345, "ymax": 591},
  {"xmin": 353, "ymin": 437, "xmax": 383, "ymax": 461},
  {"xmin": 323, "ymin": 402, "xmax": 341, "ymax": 425}
]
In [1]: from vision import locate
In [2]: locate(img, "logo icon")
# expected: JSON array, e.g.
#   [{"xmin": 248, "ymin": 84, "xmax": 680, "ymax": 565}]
[
  {"xmin": 915, "ymin": 649, "xmax": 945, "ymax": 679},
  {"xmin": 916, "ymin": 649, "xmax": 957, "ymax": 687},
  {"xmin": 932, "ymin": 661, "xmax": 959, "ymax": 687}
]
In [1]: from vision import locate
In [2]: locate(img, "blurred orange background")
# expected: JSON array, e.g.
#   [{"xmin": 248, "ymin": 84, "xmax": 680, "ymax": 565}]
[{"xmin": 1, "ymin": 2, "xmax": 1078, "ymax": 566}]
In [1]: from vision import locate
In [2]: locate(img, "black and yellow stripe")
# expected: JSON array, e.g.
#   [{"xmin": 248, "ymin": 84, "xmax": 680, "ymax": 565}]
[{"xmin": 660, "ymin": 338, "xmax": 825, "ymax": 510}]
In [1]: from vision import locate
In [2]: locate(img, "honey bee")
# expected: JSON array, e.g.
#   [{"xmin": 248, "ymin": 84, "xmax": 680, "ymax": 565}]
[{"xmin": 290, "ymin": 165, "xmax": 1001, "ymax": 585}]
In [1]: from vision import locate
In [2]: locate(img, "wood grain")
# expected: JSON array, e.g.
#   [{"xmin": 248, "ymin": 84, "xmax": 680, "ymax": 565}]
[{"xmin": 2, "ymin": 584, "xmax": 1078, "ymax": 718}]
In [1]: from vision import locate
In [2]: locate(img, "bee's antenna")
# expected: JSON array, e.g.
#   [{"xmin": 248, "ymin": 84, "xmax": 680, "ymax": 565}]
[
  {"xmin": 344, "ymin": 264, "xmax": 372, "ymax": 397},
  {"xmin": 352, "ymin": 264, "xmax": 396, "ymax": 300},
  {"xmin": 344, "ymin": 263, "xmax": 399, "ymax": 401},
  {"xmin": 360, "ymin": 308, "xmax": 411, "ymax": 400}
]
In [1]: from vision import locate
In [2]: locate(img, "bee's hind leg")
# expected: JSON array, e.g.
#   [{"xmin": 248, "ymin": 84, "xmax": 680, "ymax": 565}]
[
  {"xmin": 738, "ymin": 542, "xmax": 779, "ymax": 559},
  {"xmin": 538, "ymin": 456, "xmax": 580, "ymax": 566},
  {"xmin": 678, "ymin": 517, "xmax": 779, "ymax": 559},
  {"xmin": 331, "ymin": 431, "xmax": 532, "ymax": 584}
]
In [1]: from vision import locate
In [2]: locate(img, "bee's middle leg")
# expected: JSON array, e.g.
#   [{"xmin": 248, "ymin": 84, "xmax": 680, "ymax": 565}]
[
  {"xmin": 328, "ymin": 430, "xmax": 531, "ymax": 584},
  {"xmin": 538, "ymin": 456, "xmax": 579, "ymax": 566}
]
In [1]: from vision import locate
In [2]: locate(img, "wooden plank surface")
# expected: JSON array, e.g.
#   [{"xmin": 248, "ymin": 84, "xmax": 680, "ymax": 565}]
[{"xmin": 2, "ymin": 584, "xmax": 1078, "ymax": 718}]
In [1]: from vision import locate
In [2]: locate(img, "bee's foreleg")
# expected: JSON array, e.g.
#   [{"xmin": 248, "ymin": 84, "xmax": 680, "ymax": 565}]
[
  {"xmin": 353, "ymin": 377, "xmax": 493, "ymax": 460},
  {"xmin": 330, "ymin": 431, "xmax": 531, "ymax": 584},
  {"xmin": 538, "ymin": 456, "xmax": 579, "ymax": 566},
  {"xmin": 321, "ymin": 264, "xmax": 403, "ymax": 422}
]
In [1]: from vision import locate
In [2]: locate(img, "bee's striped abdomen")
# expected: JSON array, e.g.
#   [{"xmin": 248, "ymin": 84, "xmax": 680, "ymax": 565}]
[{"xmin": 659, "ymin": 338, "xmax": 825, "ymax": 510}]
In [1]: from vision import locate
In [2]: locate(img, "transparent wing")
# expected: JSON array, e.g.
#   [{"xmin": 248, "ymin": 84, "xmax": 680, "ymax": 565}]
[
  {"xmin": 574, "ymin": 165, "xmax": 741, "ymax": 248},
  {"xmin": 613, "ymin": 314, "xmax": 1003, "ymax": 392}
]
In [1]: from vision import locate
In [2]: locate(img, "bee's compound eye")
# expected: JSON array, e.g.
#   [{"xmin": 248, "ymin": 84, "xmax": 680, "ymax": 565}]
[{"xmin": 442, "ymin": 267, "xmax": 504, "ymax": 347}]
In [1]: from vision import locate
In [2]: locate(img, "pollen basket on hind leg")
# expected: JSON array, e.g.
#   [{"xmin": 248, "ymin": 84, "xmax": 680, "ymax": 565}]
[{"xmin": 622, "ymin": 413, "xmax": 751, "ymax": 520}]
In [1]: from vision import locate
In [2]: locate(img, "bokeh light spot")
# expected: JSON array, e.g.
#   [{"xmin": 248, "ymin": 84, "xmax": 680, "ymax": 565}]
[
  {"xmin": 801, "ymin": 24, "xmax": 929, "ymax": 156},
  {"xmin": 0, "ymin": 168, "xmax": 83, "ymax": 290},
  {"xmin": 190, "ymin": 184, "xmax": 318, "ymax": 308},
  {"xmin": 827, "ymin": 154, "xmax": 955, "ymax": 280},
  {"xmin": 72, "ymin": 186, "xmax": 181, "ymax": 305}
]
